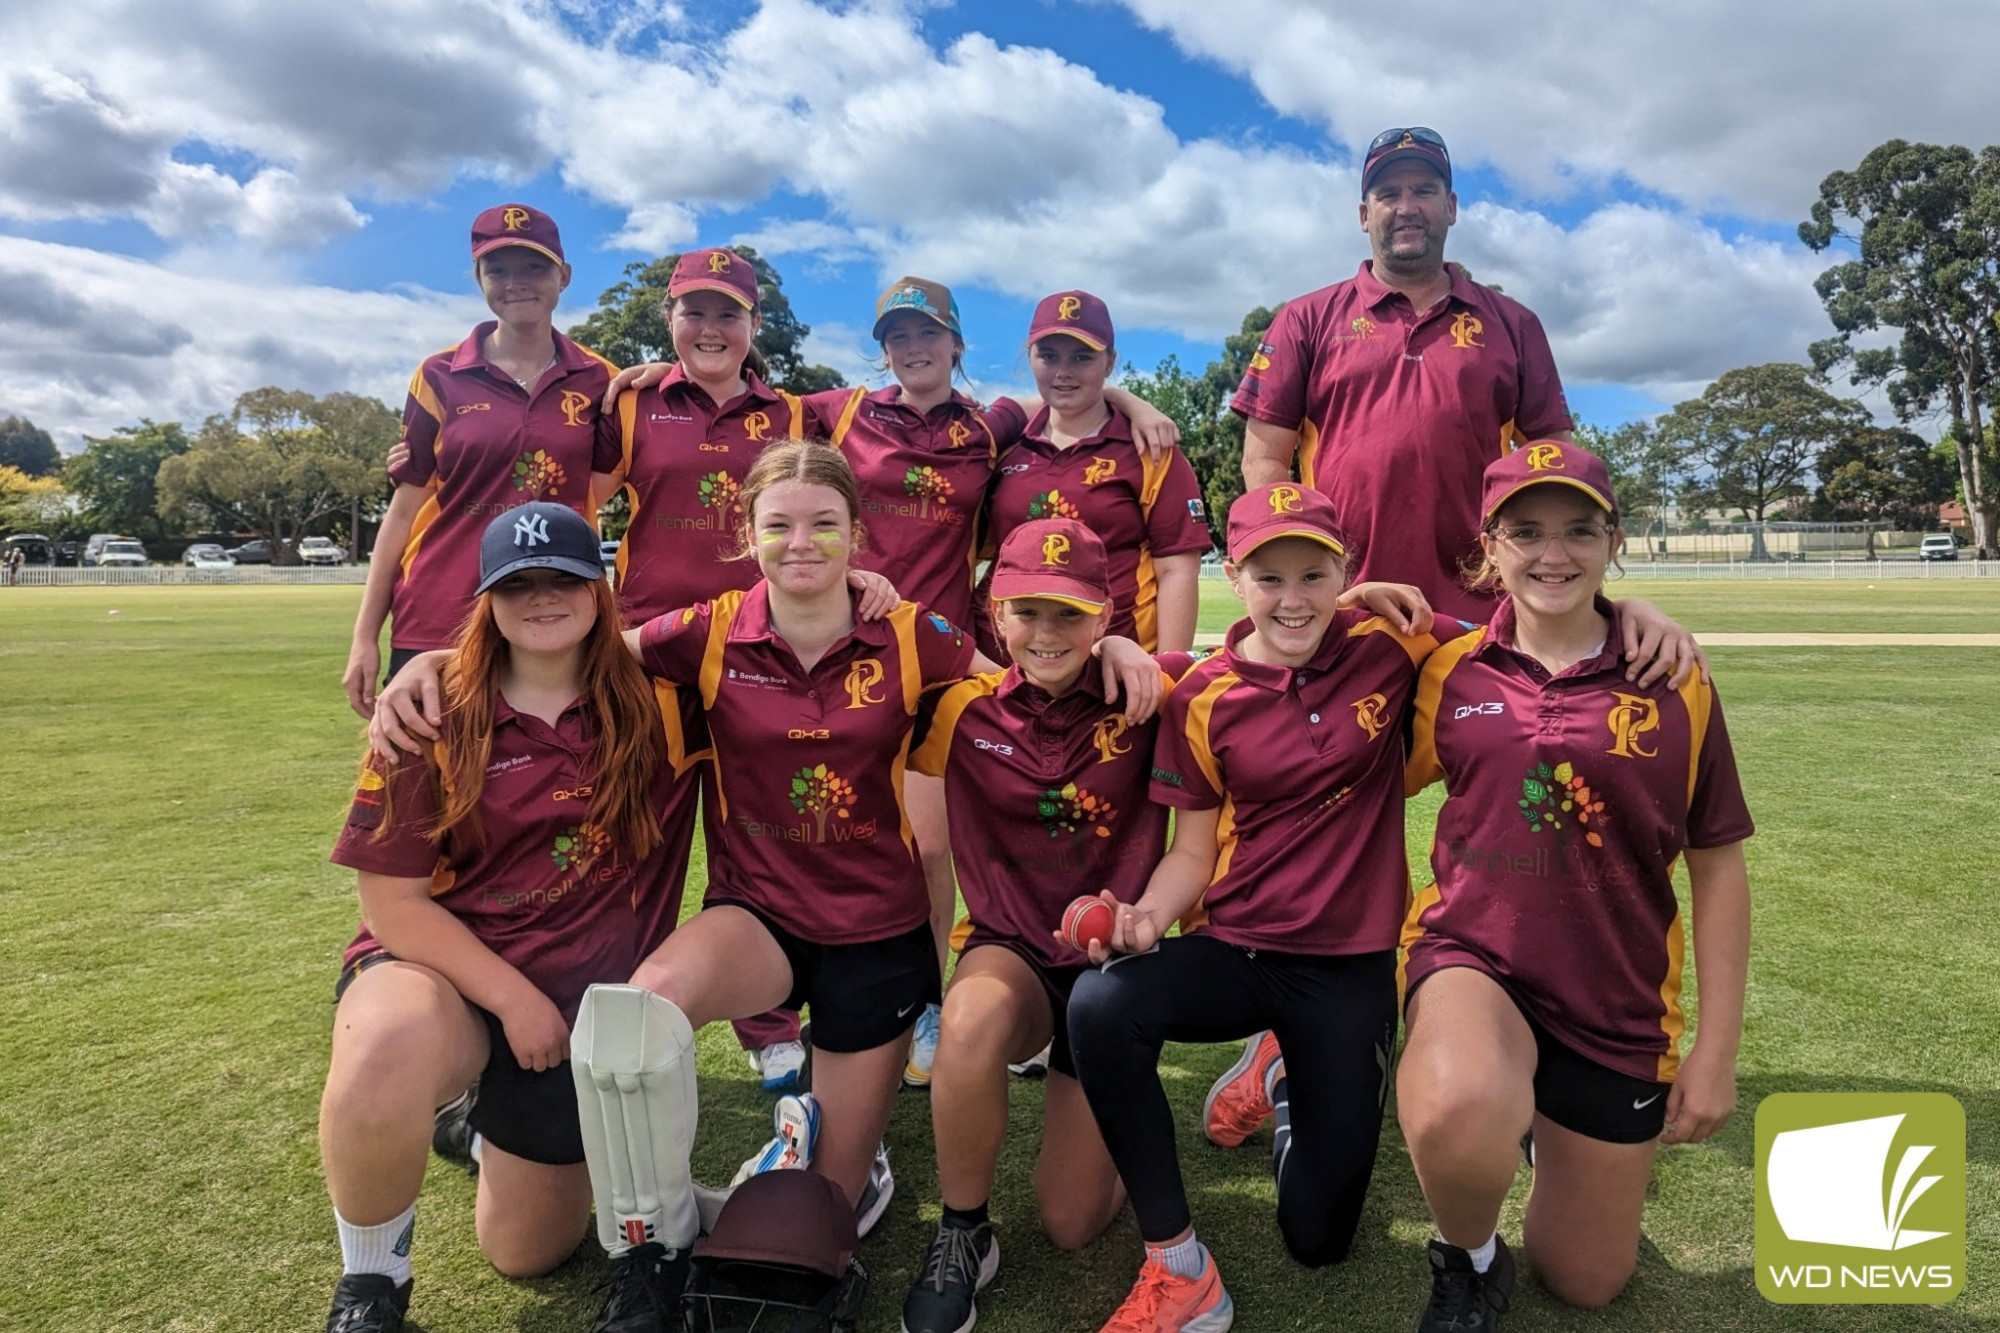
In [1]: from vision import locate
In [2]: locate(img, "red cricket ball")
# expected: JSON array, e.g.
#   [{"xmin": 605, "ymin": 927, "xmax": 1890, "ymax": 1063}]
[{"xmin": 1061, "ymin": 895, "xmax": 1116, "ymax": 951}]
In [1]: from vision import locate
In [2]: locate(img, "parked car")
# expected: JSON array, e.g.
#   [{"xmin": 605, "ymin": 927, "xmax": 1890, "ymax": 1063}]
[
  {"xmin": 96, "ymin": 540, "xmax": 150, "ymax": 567},
  {"xmin": 1918, "ymin": 534, "xmax": 1960, "ymax": 562},
  {"xmin": 226, "ymin": 539, "xmax": 274, "ymax": 564},
  {"xmin": 183, "ymin": 543, "xmax": 230, "ymax": 566},
  {"xmin": 5, "ymin": 533, "xmax": 56, "ymax": 565},
  {"xmin": 298, "ymin": 537, "xmax": 349, "ymax": 566},
  {"xmin": 82, "ymin": 533, "xmax": 122, "ymax": 566},
  {"xmin": 55, "ymin": 541, "xmax": 81, "ymax": 566}
]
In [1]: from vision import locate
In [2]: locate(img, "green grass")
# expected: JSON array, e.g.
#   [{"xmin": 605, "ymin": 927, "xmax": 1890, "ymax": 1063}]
[
  {"xmin": 1195, "ymin": 575, "xmax": 2000, "ymax": 635},
  {"xmin": 3, "ymin": 586, "xmax": 1996, "ymax": 1331}
]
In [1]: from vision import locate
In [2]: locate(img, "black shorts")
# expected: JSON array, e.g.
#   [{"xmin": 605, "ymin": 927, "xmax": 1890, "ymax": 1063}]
[
  {"xmin": 384, "ymin": 646, "xmax": 425, "ymax": 687},
  {"xmin": 958, "ymin": 934, "xmax": 1085, "ymax": 1079},
  {"xmin": 335, "ymin": 951, "xmax": 584, "ymax": 1166},
  {"xmin": 705, "ymin": 901, "xmax": 940, "ymax": 1055},
  {"xmin": 1522, "ymin": 1008, "xmax": 1670, "ymax": 1145}
]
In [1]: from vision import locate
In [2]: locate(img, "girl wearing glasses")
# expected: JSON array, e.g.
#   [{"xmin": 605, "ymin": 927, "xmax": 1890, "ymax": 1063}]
[{"xmin": 1396, "ymin": 441, "xmax": 1753, "ymax": 1329}]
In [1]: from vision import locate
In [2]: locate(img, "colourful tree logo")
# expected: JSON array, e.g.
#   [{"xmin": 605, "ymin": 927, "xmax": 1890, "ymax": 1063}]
[
  {"xmin": 789, "ymin": 764, "xmax": 858, "ymax": 841},
  {"xmin": 1028, "ymin": 488, "xmax": 1080, "ymax": 521},
  {"xmin": 1037, "ymin": 782, "xmax": 1115, "ymax": 839},
  {"xmin": 551, "ymin": 823, "xmax": 611, "ymax": 872},
  {"xmin": 904, "ymin": 466, "xmax": 956, "ymax": 521},
  {"xmin": 513, "ymin": 449, "xmax": 567, "ymax": 497},
  {"xmin": 1517, "ymin": 761, "xmax": 1606, "ymax": 846},
  {"xmin": 698, "ymin": 470, "xmax": 744, "ymax": 521}
]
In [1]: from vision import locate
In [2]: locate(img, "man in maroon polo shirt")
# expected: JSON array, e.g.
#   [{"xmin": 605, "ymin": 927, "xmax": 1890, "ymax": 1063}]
[{"xmin": 1235, "ymin": 127, "xmax": 1573, "ymax": 623}]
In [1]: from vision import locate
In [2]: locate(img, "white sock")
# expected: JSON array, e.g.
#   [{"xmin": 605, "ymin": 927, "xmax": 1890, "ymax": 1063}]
[
  {"xmin": 1152, "ymin": 1233, "xmax": 1209, "ymax": 1279},
  {"xmin": 1465, "ymin": 1231, "xmax": 1498, "ymax": 1275},
  {"xmin": 337, "ymin": 1204, "xmax": 416, "ymax": 1285}
]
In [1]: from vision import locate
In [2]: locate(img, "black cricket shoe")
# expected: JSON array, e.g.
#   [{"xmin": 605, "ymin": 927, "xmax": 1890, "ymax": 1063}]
[
  {"xmin": 433, "ymin": 1087, "xmax": 478, "ymax": 1175},
  {"xmin": 1419, "ymin": 1234, "xmax": 1514, "ymax": 1332},
  {"xmin": 901, "ymin": 1221, "xmax": 999, "ymax": 1333},
  {"xmin": 323, "ymin": 1273, "xmax": 411, "ymax": 1333},
  {"xmin": 590, "ymin": 1241, "xmax": 692, "ymax": 1333}
]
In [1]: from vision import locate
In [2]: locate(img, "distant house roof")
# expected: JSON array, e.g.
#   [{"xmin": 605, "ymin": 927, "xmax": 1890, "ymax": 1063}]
[{"xmin": 1940, "ymin": 500, "xmax": 1968, "ymax": 526}]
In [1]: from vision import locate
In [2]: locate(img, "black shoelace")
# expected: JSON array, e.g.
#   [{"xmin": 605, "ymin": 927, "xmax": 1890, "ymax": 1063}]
[
  {"xmin": 919, "ymin": 1225, "xmax": 983, "ymax": 1294},
  {"xmin": 1427, "ymin": 1263, "xmax": 1483, "ymax": 1323},
  {"xmin": 329, "ymin": 1292, "xmax": 400, "ymax": 1333},
  {"xmin": 595, "ymin": 1244, "xmax": 674, "ymax": 1321}
]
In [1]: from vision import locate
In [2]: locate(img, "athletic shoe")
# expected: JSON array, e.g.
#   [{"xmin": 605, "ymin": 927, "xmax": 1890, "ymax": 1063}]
[
  {"xmin": 589, "ymin": 1241, "xmax": 691, "ymax": 1333},
  {"xmin": 1203, "ymin": 1031, "xmax": 1282, "ymax": 1148},
  {"xmin": 323, "ymin": 1273, "xmax": 411, "ymax": 1333},
  {"xmin": 748, "ymin": 1039, "xmax": 807, "ymax": 1093},
  {"xmin": 855, "ymin": 1141, "xmax": 896, "ymax": 1238},
  {"xmin": 901, "ymin": 1220, "xmax": 999, "ymax": 1333},
  {"xmin": 1099, "ymin": 1250, "xmax": 1234, "ymax": 1333},
  {"xmin": 1418, "ymin": 1235, "xmax": 1515, "ymax": 1332},
  {"xmin": 432, "ymin": 1087, "xmax": 477, "ymax": 1175},
  {"xmin": 731, "ymin": 1091, "xmax": 820, "ymax": 1186},
  {"xmin": 904, "ymin": 1002, "xmax": 942, "ymax": 1087},
  {"xmin": 1008, "ymin": 1042, "xmax": 1052, "ymax": 1079},
  {"xmin": 1519, "ymin": 1130, "xmax": 1535, "ymax": 1169}
]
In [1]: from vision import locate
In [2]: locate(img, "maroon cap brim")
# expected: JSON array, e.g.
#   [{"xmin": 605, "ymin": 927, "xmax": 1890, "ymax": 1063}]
[
  {"xmin": 472, "ymin": 238, "xmax": 565, "ymax": 266},
  {"xmin": 989, "ymin": 570, "xmax": 1108, "ymax": 613}
]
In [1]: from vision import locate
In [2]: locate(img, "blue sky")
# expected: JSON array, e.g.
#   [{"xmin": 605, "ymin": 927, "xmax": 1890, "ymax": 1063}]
[{"xmin": 3, "ymin": 0, "xmax": 1995, "ymax": 446}]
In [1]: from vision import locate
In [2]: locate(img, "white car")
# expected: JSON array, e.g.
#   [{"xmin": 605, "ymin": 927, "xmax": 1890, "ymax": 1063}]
[
  {"xmin": 1918, "ymin": 534, "xmax": 1959, "ymax": 562},
  {"xmin": 298, "ymin": 537, "xmax": 348, "ymax": 566},
  {"xmin": 96, "ymin": 540, "xmax": 149, "ymax": 568}
]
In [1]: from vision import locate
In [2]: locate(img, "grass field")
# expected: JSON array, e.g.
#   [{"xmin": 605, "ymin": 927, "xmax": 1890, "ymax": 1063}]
[{"xmin": 3, "ymin": 583, "xmax": 1997, "ymax": 1332}]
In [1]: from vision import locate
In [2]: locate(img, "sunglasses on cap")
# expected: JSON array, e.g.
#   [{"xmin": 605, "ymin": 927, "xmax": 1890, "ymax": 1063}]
[{"xmin": 1367, "ymin": 126, "xmax": 1447, "ymax": 155}]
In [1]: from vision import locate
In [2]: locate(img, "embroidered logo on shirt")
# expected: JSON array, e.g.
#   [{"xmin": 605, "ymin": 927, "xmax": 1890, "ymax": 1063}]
[
  {"xmin": 456, "ymin": 402, "xmax": 492, "ymax": 415},
  {"xmin": 788, "ymin": 764, "xmax": 858, "ymax": 840},
  {"xmin": 1352, "ymin": 692, "xmax": 1390, "ymax": 740},
  {"xmin": 559, "ymin": 390, "xmax": 592, "ymax": 428},
  {"xmin": 512, "ymin": 450, "xmax": 565, "ymax": 498},
  {"xmin": 550, "ymin": 823, "xmax": 611, "ymax": 872},
  {"xmin": 513, "ymin": 510, "xmax": 551, "ymax": 548},
  {"xmin": 972, "ymin": 737, "xmax": 1016, "ymax": 756},
  {"xmin": 1453, "ymin": 701, "xmax": 1507, "ymax": 721},
  {"xmin": 1248, "ymin": 350, "xmax": 1272, "ymax": 372},
  {"xmin": 1606, "ymin": 693, "xmax": 1661, "ymax": 759},
  {"xmin": 845, "ymin": 658, "xmax": 886, "ymax": 709},
  {"xmin": 1028, "ymin": 489, "xmax": 1080, "ymax": 521},
  {"xmin": 1037, "ymin": 781, "xmax": 1115, "ymax": 839},
  {"xmin": 946, "ymin": 420, "xmax": 974, "ymax": 449},
  {"xmin": 743, "ymin": 411, "xmax": 773, "ymax": 442},
  {"xmin": 1448, "ymin": 311, "xmax": 1485, "ymax": 350},
  {"xmin": 904, "ymin": 466, "xmax": 956, "ymax": 520},
  {"xmin": 1093, "ymin": 714, "xmax": 1131, "ymax": 763},
  {"xmin": 1083, "ymin": 456, "xmax": 1118, "ymax": 485},
  {"xmin": 1518, "ymin": 761, "xmax": 1606, "ymax": 847}
]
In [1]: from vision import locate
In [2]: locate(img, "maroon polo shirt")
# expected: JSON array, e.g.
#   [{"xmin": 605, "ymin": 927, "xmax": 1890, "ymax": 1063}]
[
  {"xmin": 1231, "ymin": 262, "xmax": 1572, "ymax": 622},
  {"xmin": 808, "ymin": 386, "xmax": 1028, "ymax": 630},
  {"xmin": 908, "ymin": 653, "xmax": 1204, "ymax": 969},
  {"xmin": 984, "ymin": 407, "xmax": 1210, "ymax": 652},
  {"xmin": 1151, "ymin": 611, "xmax": 1468, "ymax": 956},
  {"xmin": 639, "ymin": 586, "xmax": 976, "ymax": 944},
  {"xmin": 613, "ymin": 366, "xmax": 814, "ymax": 625},
  {"xmin": 1403, "ymin": 597, "xmax": 1755, "ymax": 1082},
  {"xmin": 388, "ymin": 323, "xmax": 622, "ymax": 650},
  {"xmin": 330, "ymin": 683, "xmax": 704, "ymax": 1024}
]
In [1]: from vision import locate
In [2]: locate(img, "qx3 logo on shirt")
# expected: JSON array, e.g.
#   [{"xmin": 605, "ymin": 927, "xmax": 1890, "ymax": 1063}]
[
  {"xmin": 1084, "ymin": 455, "xmax": 1118, "ymax": 485},
  {"xmin": 1042, "ymin": 533, "xmax": 1071, "ymax": 566},
  {"xmin": 1352, "ymin": 692, "xmax": 1390, "ymax": 741},
  {"xmin": 501, "ymin": 206, "xmax": 531, "ymax": 231},
  {"xmin": 845, "ymin": 658, "xmax": 886, "ymax": 709},
  {"xmin": 514, "ymin": 512, "xmax": 551, "ymax": 548},
  {"xmin": 1525, "ymin": 442, "xmax": 1566, "ymax": 471},
  {"xmin": 1269, "ymin": 485, "xmax": 1304, "ymax": 515},
  {"xmin": 1448, "ymin": 311, "xmax": 1485, "ymax": 350},
  {"xmin": 1093, "ymin": 715, "xmax": 1131, "ymax": 763},
  {"xmin": 559, "ymin": 391, "xmax": 592, "ymax": 428},
  {"xmin": 1606, "ymin": 693, "xmax": 1660, "ymax": 758}
]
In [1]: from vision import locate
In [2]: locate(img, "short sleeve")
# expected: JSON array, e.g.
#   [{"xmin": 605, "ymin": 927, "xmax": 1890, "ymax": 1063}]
[
  {"xmin": 803, "ymin": 387, "xmax": 861, "ymax": 443},
  {"xmin": 638, "ymin": 602, "xmax": 715, "ymax": 686},
  {"xmin": 912, "ymin": 607, "xmax": 976, "ymax": 685},
  {"xmin": 1513, "ymin": 309, "xmax": 1573, "ymax": 439},
  {"xmin": 1404, "ymin": 660, "xmax": 1449, "ymax": 797},
  {"xmin": 907, "ymin": 683, "xmax": 962, "ymax": 778},
  {"xmin": 1230, "ymin": 300, "xmax": 1308, "ymax": 429},
  {"xmin": 983, "ymin": 397, "xmax": 1030, "ymax": 449},
  {"xmin": 1142, "ymin": 451, "xmax": 1213, "ymax": 557},
  {"xmin": 388, "ymin": 364, "xmax": 443, "ymax": 487},
  {"xmin": 1148, "ymin": 684, "xmax": 1223, "ymax": 811},
  {"xmin": 591, "ymin": 377, "xmax": 624, "ymax": 474},
  {"xmin": 329, "ymin": 752, "xmax": 440, "ymax": 876},
  {"xmin": 1686, "ymin": 684, "xmax": 1755, "ymax": 849}
]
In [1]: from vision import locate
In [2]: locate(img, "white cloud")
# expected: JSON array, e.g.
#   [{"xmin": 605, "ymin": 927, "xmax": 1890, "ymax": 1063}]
[
  {"xmin": 1113, "ymin": 0, "xmax": 2000, "ymax": 221},
  {"xmin": 0, "ymin": 237, "xmax": 485, "ymax": 446}
]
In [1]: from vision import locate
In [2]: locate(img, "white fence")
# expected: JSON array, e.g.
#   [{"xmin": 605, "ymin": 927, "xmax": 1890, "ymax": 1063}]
[
  {"xmin": 1196, "ymin": 559, "xmax": 2000, "ymax": 582},
  {"xmin": 5, "ymin": 565, "xmax": 370, "ymax": 587}
]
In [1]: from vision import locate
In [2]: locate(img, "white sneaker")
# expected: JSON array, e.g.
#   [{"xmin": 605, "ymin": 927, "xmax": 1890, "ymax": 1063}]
[
  {"xmin": 855, "ymin": 1141, "xmax": 895, "ymax": 1238},
  {"xmin": 903, "ymin": 1003, "xmax": 941, "ymax": 1088},
  {"xmin": 1008, "ymin": 1042, "xmax": 1052, "ymax": 1079},
  {"xmin": 731, "ymin": 1091, "xmax": 820, "ymax": 1187},
  {"xmin": 748, "ymin": 1039, "xmax": 807, "ymax": 1093}
]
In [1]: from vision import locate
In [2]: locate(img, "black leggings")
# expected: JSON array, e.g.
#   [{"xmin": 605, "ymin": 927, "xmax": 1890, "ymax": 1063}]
[{"xmin": 1067, "ymin": 934, "xmax": 1397, "ymax": 1267}]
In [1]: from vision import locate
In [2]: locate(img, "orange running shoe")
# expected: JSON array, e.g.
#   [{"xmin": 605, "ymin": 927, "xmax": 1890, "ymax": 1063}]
[
  {"xmin": 1100, "ymin": 1250, "xmax": 1234, "ymax": 1333},
  {"xmin": 1202, "ymin": 1031, "xmax": 1281, "ymax": 1148}
]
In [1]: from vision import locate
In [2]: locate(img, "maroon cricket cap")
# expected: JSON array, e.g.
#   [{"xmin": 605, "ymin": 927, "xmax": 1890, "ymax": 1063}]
[
  {"xmin": 1027, "ymin": 290, "xmax": 1114, "ymax": 353},
  {"xmin": 1361, "ymin": 126, "xmax": 1453, "ymax": 194},
  {"xmin": 470, "ymin": 203, "xmax": 565, "ymax": 266},
  {"xmin": 990, "ymin": 518, "xmax": 1110, "ymax": 613},
  {"xmin": 693, "ymin": 1171, "xmax": 856, "ymax": 1279},
  {"xmin": 1227, "ymin": 483, "xmax": 1347, "ymax": 563},
  {"xmin": 1481, "ymin": 440, "xmax": 1618, "ymax": 519},
  {"xmin": 669, "ymin": 247, "xmax": 759, "ymax": 310}
]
